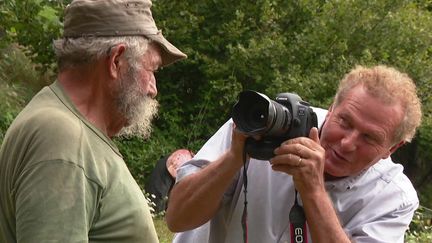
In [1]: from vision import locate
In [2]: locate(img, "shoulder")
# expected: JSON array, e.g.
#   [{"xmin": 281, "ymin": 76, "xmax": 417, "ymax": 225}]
[
  {"xmin": 355, "ymin": 159, "xmax": 419, "ymax": 210},
  {"xmin": 14, "ymin": 103, "xmax": 82, "ymax": 143},
  {"xmin": 329, "ymin": 158, "xmax": 418, "ymax": 216},
  {"xmin": 340, "ymin": 159, "xmax": 419, "ymax": 241},
  {"xmin": 9, "ymin": 86, "xmax": 82, "ymax": 138},
  {"xmin": 2, "ymin": 93, "xmax": 85, "ymax": 163},
  {"xmin": 370, "ymin": 158, "xmax": 418, "ymax": 205}
]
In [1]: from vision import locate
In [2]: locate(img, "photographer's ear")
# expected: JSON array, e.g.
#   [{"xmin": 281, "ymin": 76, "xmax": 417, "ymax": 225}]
[{"xmin": 382, "ymin": 141, "xmax": 405, "ymax": 159}]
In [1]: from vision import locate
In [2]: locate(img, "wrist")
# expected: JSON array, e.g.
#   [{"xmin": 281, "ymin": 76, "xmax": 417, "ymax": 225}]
[
  {"xmin": 297, "ymin": 183, "xmax": 327, "ymax": 201},
  {"xmin": 224, "ymin": 149, "xmax": 246, "ymax": 170},
  {"xmin": 294, "ymin": 176, "xmax": 326, "ymax": 196}
]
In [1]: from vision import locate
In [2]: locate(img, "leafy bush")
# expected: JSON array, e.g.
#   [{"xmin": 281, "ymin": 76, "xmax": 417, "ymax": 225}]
[
  {"xmin": 0, "ymin": 0, "xmax": 65, "ymax": 71},
  {"xmin": 0, "ymin": 82, "xmax": 23, "ymax": 143},
  {"xmin": 1, "ymin": 0, "xmax": 431, "ymax": 207},
  {"xmin": 1, "ymin": 1, "xmax": 432, "ymax": 240},
  {"xmin": 0, "ymin": 45, "xmax": 51, "ymax": 143},
  {"xmin": 114, "ymin": 131, "xmax": 181, "ymax": 187},
  {"xmin": 405, "ymin": 206, "xmax": 432, "ymax": 242},
  {"xmin": 151, "ymin": 0, "xmax": 432, "ymax": 196}
]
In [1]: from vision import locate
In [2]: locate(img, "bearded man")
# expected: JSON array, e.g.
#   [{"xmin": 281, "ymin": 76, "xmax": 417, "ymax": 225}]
[{"xmin": 0, "ymin": 0, "xmax": 186, "ymax": 242}]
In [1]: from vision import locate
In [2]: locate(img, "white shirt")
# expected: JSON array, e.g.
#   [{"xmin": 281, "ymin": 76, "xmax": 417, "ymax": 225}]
[{"xmin": 174, "ymin": 108, "xmax": 418, "ymax": 243}]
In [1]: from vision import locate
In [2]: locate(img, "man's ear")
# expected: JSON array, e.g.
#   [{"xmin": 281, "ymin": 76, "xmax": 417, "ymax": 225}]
[
  {"xmin": 382, "ymin": 140, "xmax": 405, "ymax": 159},
  {"xmin": 108, "ymin": 44, "xmax": 126, "ymax": 79}
]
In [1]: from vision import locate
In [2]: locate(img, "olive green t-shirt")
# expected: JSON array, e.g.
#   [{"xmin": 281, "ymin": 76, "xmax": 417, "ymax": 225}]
[{"xmin": 0, "ymin": 81, "xmax": 158, "ymax": 242}]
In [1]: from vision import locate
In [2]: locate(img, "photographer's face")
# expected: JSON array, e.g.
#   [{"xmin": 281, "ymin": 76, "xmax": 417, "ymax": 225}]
[{"xmin": 320, "ymin": 85, "xmax": 404, "ymax": 178}]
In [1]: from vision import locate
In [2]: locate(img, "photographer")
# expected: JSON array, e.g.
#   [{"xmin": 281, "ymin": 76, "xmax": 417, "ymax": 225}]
[{"xmin": 166, "ymin": 65, "xmax": 422, "ymax": 243}]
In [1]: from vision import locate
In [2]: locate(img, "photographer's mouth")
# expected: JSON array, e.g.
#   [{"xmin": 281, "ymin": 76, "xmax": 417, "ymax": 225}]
[{"xmin": 330, "ymin": 148, "xmax": 350, "ymax": 164}]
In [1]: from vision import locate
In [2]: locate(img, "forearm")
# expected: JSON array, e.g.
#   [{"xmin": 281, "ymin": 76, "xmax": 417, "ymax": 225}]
[
  {"xmin": 166, "ymin": 151, "xmax": 244, "ymax": 232},
  {"xmin": 272, "ymin": 128, "xmax": 351, "ymax": 242},
  {"xmin": 301, "ymin": 189, "xmax": 351, "ymax": 243}
]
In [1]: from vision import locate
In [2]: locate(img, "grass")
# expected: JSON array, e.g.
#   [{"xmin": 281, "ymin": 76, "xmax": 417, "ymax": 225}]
[
  {"xmin": 154, "ymin": 217, "xmax": 174, "ymax": 243},
  {"xmin": 152, "ymin": 213, "xmax": 432, "ymax": 243}
]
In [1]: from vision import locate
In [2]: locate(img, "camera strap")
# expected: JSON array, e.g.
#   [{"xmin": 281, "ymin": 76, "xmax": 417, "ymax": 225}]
[
  {"xmin": 241, "ymin": 149, "xmax": 249, "ymax": 243},
  {"xmin": 240, "ymin": 156, "xmax": 307, "ymax": 243},
  {"xmin": 289, "ymin": 190, "xmax": 308, "ymax": 243}
]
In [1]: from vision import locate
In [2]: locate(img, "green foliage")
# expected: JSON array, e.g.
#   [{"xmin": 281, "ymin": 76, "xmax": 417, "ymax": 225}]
[
  {"xmin": 153, "ymin": 217, "xmax": 174, "ymax": 243},
  {"xmin": 0, "ymin": 2, "xmax": 432, "ymax": 240},
  {"xmin": 0, "ymin": 0, "xmax": 66, "ymax": 71},
  {"xmin": 405, "ymin": 206, "xmax": 432, "ymax": 242},
  {"xmin": 114, "ymin": 130, "xmax": 184, "ymax": 187},
  {"xmin": 0, "ymin": 44, "xmax": 51, "ymax": 90},
  {"xmin": 151, "ymin": 0, "xmax": 432, "ymax": 126},
  {"xmin": 0, "ymin": 82, "xmax": 23, "ymax": 143},
  {"xmin": 150, "ymin": 0, "xmax": 432, "ymax": 193},
  {"xmin": 0, "ymin": 45, "xmax": 52, "ymax": 143},
  {"xmin": 1, "ymin": 0, "xmax": 431, "ymax": 203},
  {"xmin": 418, "ymin": 182, "xmax": 432, "ymax": 209}
]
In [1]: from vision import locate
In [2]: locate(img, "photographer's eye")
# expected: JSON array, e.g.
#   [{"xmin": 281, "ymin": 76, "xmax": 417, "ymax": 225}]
[{"xmin": 338, "ymin": 116, "xmax": 350, "ymax": 129}]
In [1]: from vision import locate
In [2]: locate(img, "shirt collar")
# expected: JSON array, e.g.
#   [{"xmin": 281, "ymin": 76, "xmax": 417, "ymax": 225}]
[{"xmin": 325, "ymin": 169, "xmax": 369, "ymax": 191}]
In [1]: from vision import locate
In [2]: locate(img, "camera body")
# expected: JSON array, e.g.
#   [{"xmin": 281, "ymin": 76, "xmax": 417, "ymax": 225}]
[{"xmin": 232, "ymin": 90, "xmax": 317, "ymax": 160}]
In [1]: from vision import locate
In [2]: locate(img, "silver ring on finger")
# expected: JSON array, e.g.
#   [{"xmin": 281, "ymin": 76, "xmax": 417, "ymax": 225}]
[{"xmin": 296, "ymin": 157, "xmax": 303, "ymax": 167}]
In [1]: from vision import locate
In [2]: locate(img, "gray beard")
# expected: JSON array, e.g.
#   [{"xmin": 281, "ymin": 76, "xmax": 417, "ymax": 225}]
[{"xmin": 115, "ymin": 67, "xmax": 159, "ymax": 139}]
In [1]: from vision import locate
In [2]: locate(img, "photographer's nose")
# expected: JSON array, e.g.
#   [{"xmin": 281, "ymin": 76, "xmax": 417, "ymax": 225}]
[{"xmin": 340, "ymin": 131, "xmax": 357, "ymax": 152}]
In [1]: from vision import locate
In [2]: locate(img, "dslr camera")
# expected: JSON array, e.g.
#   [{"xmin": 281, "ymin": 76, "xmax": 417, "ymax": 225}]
[{"xmin": 232, "ymin": 90, "xmax": 317, "ymax": 160}]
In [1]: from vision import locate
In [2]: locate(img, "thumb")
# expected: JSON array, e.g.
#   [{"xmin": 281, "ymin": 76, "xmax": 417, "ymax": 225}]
[{"xmin": 309, "ymin": 127, "xmax": 320, "ymax": 144}]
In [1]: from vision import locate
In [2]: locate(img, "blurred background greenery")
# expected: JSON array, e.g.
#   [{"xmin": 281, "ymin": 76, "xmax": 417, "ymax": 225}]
[{"xmin": 1, "ymin": 0, "xmax": 431, "ymax": 241}]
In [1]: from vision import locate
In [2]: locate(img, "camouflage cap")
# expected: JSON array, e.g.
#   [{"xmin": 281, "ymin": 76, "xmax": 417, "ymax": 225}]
[{"xmin": 63, "ymin": 0, "xmax": 187, "ymax": 66}]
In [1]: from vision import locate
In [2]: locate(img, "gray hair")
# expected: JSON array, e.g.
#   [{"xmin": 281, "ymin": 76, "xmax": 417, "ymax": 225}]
[
  {"xmin": 334, "ymin": 65, "xmax": 422, "ymax": 143},
  {"xmin": 53, "ymin": 36, "xmax": 151, "ymax": 71}
]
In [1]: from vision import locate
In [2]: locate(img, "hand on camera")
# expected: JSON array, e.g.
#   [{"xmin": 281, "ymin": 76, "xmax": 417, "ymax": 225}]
[{"xmin": 270, "ymin": 127, "xmax": 326, "ymax": 193}]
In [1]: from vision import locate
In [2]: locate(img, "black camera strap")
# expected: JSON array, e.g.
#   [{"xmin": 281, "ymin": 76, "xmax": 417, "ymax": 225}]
[
  {"xmin": 289, "ymin": 190, "xmax": 308, "ymax": 243},
  {"xmin": 241, "ymin": 149, "xmax": 249, "ymax": 243},
  {"xmin": 240, "ymin": 153, "xmax": 307, "ymax": 243}
]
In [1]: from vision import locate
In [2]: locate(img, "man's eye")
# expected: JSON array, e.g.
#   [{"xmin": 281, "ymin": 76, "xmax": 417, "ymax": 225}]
[
  {"xmin": 339, "ymin": 117, "xmax": 349, "ymax": 128},
  {"xmin": 363, "ymin": 134, "xmax": 377, "ymax": 144}
]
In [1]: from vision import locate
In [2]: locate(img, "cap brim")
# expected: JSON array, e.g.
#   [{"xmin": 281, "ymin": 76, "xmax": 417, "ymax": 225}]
[{"xmin": 147, "ymin": 32, "xmax": 187, "ymax": 67}]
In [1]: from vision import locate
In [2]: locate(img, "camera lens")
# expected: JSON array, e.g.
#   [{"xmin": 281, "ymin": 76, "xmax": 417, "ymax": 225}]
[
  {"xmin": 238, "ymin": 99, "xmax": 268, "ymax": 132},
  {"xmin": 249, "ymin": 108, "xmax": 266, "ymax": 127},
  {"xmin": 232, "ymin": 90, "xmax": 292, "ymax": 136},
  {"xmin": 266, "ymin": 100, "xmax": 291, "ymax": 136},
  {"xmin": 232, "ymin": 90, "xmax": 317, "ymax": 160}
]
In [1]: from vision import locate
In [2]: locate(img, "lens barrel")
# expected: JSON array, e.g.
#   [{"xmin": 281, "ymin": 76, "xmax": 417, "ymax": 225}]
[
  {"xmin": 232, "ymin": 90, "xmax": 317, "ymax": 160},
  {"xmin": 232, "ymin": 90, "xmax": 292, "ymax": 137}
]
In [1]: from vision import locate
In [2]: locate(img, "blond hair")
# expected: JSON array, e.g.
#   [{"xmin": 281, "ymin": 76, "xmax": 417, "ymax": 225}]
[{"xmin": 334, "ymin": 65, "xmax": 422, "ymax": 143}]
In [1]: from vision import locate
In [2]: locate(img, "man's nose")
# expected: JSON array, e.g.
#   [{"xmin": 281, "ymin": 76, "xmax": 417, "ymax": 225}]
[
  {"xmin": 340, "ymin": 131, "xmax": 358, "ymax": 152},
  {"xmin": 148, "ymin": 75, "xmax": 157, "ymax": 98}
]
